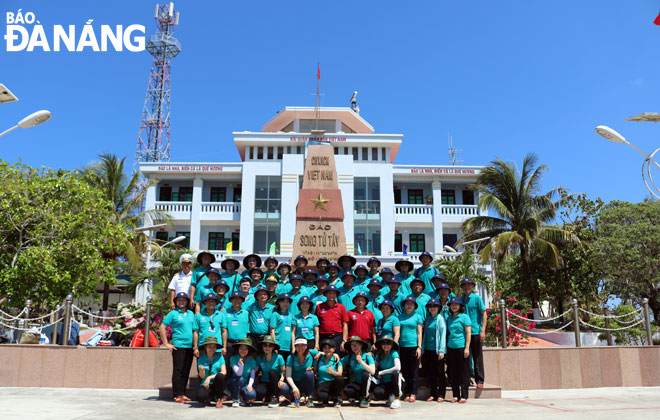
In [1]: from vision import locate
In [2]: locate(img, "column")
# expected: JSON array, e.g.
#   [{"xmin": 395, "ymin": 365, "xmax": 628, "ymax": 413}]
[
  {"xmin": 238, "ymin": 166, "xmax": 256, "ymax": 255},
  {"xmin": 337, "ymin": 156, "xmax": 355, "ymax": 255},
  {"xmin": 280, "ymin": 173, "xmax": 299, "ymax": 256},
  {"xmin": 379, "ymin": 169, "xmax": 395, "ymax": 257},
  {"xmin": 431, "ymin": 180, "xmax": 444, "ymax": 256},
  {"xmin": 145, "ymin": 181, "xmax": 156, "ymax": 211},
  {"xmin": 190, "ymin": 178, "xmax": 203, "ymax": 251}
]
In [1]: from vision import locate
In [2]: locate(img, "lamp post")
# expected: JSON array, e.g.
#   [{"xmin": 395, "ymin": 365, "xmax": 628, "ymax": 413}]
[
  {"xmin": 595, "ymin": 124, "xmax": 660, "ymax": 199},
  {"xmin": 0, "ymin": 110, "xmax": 52, "ymax": 138}
]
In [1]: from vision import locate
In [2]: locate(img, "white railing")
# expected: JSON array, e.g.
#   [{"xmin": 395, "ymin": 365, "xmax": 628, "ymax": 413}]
[
  {"xmin": 395, "ymin": 204, "xmax": 433, "ymax": 215},
  {"xmin": 154, "ymin": 201, "xmax": 192, "ymax": 212},
  {"xmin": 201, "ymin": 202, "xmax": 241, "ymax": 213},
  {"xmin": 441, "ymin": 205, "xmax": 478, "ymax": 216}
]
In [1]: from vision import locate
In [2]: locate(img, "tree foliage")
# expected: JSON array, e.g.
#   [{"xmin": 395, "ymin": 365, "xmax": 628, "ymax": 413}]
[
  {"xmin": 434, "ymin": 251, "xmax": 491, "ymax": 294},
  {"xmin": 0, "ymin": 161, "xmax": 129, "ymax": 308}
]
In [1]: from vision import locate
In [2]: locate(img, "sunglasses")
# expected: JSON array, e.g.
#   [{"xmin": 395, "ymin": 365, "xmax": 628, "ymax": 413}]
[{"xmin": 263, "ymin": 343, "xmax": 275, "ymax": 348}]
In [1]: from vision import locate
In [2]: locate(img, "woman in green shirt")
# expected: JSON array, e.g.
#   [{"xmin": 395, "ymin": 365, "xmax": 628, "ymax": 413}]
[
  {"xmin": 446, "ymin": 296, "xmax": 472, "ymax": 403},
  {"xmin": 314, "ymin": 339, "xmax": 344, "ymax": 407},
  {"xmin": 397, "ymin": 296, "xmax": 424, "ymax": 402},
  {"xmin": 255, "ymin": 336, "xmax": 287, "ymax": 408},
  {"xmin": 293, "ymin": 296, "xmax": 320, "ymax": 350},
  {"xmin": 228, "ymin": 338, "xmax": 258, "ymax": 407},
  {"xmin": 341, "ymin": 336, "xmax": 375, "ymax": 408},
  {"xmin": 373, "ymin": 335, "xmax": 402, "ymax": 409},
  {"xmin": 269, "ymin": 294, "xmax": 295, "ymax": 360},
  {"xmin": 196, "ymin": 336, "xmax": 227, "ymax": 408},
  {"xmin": 375, "ymin": 300, "xmax": 400, "ymax": 343},
  {"xmin": 285, "ymin": 338, "xmax": 317, "ymax": 408},
  {"xmin": 421, "ymin": 298, "xmax": 447, "ymax": 402},
  {"xmin": 159, "ymin": 292, "xmax": 195, "ymax": 403}
]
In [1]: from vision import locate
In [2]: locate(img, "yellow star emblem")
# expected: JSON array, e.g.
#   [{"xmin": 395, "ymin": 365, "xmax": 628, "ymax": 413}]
[{"xmin": 311, "ymin": 193, "xmax": 330, "ymax": 211}]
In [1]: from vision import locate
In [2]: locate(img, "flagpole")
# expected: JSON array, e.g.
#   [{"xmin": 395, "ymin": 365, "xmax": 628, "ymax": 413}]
[{"xmin": 316, "ymin": 62, "xmax": 320, "ymax": 131}]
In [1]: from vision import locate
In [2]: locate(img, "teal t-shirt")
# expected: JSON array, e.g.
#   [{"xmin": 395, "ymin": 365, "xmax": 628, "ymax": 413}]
[
  {"xmin": 376, "ymin": 350, "xmax": 399, "ymax": 383},
  {"xmin": 197, "ymin": 352, "xmax": 225, "ymax": 384},
  {"xmin": 193, "ymin": 309, "xmax": 226, "ymax": 348},
  {"xmin": 191, "ymin": 265, "xmax": 209, "ymax": 287},
  {"xmin": 276, "ymin": 279, "xmax": 293, "ymax": 295},
  {"xmin": 257, "ymin": 353, "xmax": 285, "ymax": 382},
  {"xmin": 287, "ymin": 289, "xmax": 308, "ymax": 317},
  {"xmin": 294, "ymin": 313, "xmax": 319, "ymax": 340},
  {"xmin": 286, "ymin": 349, "xmax": 319, "ymax": 381},
  {"xmin": 413, "ymin": 266, "xmax": 439, "ymax": 296},
  {"xmin": 461, "ymin": 293, "xmax": 486, "ymax": 335},
  {"xmin": 446, "ymin": 313, "xmax": 471, "ymax": 349},
  {"xmin": 397, "ymin": 311, "xmax": 423, "ymax": 347},
  {"xmin": 162, "ymin": 308, "xmax": 194, "ymax": 348},
  {"xmin": 269, "ymin": 311, "xmax": 294, "ymax": 351},
  {"xmin": 328, "ymin": 277, "xmax": 344, "ymax": 289},
  {"xmin": 402, "ymin": 293, "xmax": 430, "ymax": 320},
  {"xmin": 423, "ymin": 313, "xmax": 447, "ymax": 354},
  {"xmin": 382, "ymin": 291, "xmax": 404, "ymax": 315},
  {"xmin": 248, "ymin": 303, "xmax": 274, "ymax": 335},
  {"xmin": 375, "ymin": 315, "xmax": 400, "ymax": 339},
  {"xmin": 221, "ymin": 272, "xmax": 242, "ymax": 295},
  {"xmin": 395, "ymin": 273, "xmax": 415, "ymax": 296},
  {"xmin": 315, "ymin": 354, "xmax": 341, "ymax": 383},
  {"xmin": 366, "ymin": 294, "xmax": 384, "ymax": 323},
  {"xmin": 341, "ymin": 353, "xmax": 375, "ymax": 383},
  {"xmin": 222, "ymin": 307, "xmax": 250, "ymax": 340},
  {"xmin": 193, "ymin": 276, "xmax": 212, "ymax": 303},
  {"xmin": 337, "ymin": 285, "xmax": 359, "ymax": 311},
  {"xmin": 229, "ymin": 354, "xmax": 258, "ymax": 380}
]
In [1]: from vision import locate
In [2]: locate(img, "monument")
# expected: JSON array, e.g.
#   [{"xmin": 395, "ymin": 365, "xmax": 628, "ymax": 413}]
[{"xmin": 292, "ymin": 141, "xmax": 347, "ymax": 261}]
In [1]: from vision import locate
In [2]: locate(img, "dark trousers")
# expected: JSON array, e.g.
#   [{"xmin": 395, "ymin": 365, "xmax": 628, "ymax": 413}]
[
  {"xmin": 282, "ymin": 371, "xmax": 315, "ymax": 399},
  {"xmin": 171, "ymin": 347, "xmax": 194, "ymax": 398},
  {"xmin": 279, "ymin": 350, "xmax": 291, "ymax": 361},
  {"xmin": 399, "ymin": 346, "xmax": 419, "ymax": 395},
  {"xmin": 316, "ymin": 377, "xmax": 344, "ymax": 403},
  {"xmin": 255, "ymin": 370, "xmax": 282, "ymax": 401},
  {"xmin": 196, "ymin": 373, "xmax": 227, "ymax": 404},
  {"xmin": 319, "ymin": 333, "xmax": 343, "ymax": 354},
  {"xmin": 228, "ymin": 376, "xmax": 257, "ymax": 401},
  {"xmin": 306, "ymin": 339, "xmax": 316, "ymax": 350},
  {"xmin": 447, "ymin": 347, "xmax": 469, "ymax": 400},
  {"xmin": 470, "ymin": 334, "xmax": 485, "ymax": 384},
  {"xmin": 343, "ymin": 371, "xmax": 370, "ymax": 400},
  {"xmin": 249, "ymin": 333, "xmax": 267, "ymax": 352},
  {"xmin": 422, "ymin": 350, "xmax": 446, "ymax": 399},
  {"xmin": 372, "ymin": 372, "xmax": 400, "ymax": 400}
]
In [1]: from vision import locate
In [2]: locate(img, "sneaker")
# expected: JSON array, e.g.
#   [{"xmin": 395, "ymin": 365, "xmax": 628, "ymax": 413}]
[
  {"xmin": 232, "ymin": 400, "xmax": 239, "ymax": 408},
  {"xmin": 268, "ymin": 396, "xmax": 279, "ymax": 408},
  {"xmin": 385, "ymin": 395, "xmax": 394, "ymax": 407},
  {"xmin": 390, "ymin": 398, "xmax": 401, "ymax": 409},
  {"xmin": 306, "ymin": 399, "xmax": 315, "ymax": 408},
  {"xmin": 334, "ymin": 398, "xmax": 342, "ymax": 407},
  {"xmin": 359, "ymin": 398, "xmax": 369, "ymax": 408},
  {"xmin": 294, "ymin": 398, "xmax": 300, "ymax": 408}
]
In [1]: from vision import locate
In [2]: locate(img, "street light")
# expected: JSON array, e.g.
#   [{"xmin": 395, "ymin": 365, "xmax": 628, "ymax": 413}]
[
  {"xmin": 0, "ymin": 110, "xmax": 52, "ymax": 138},
  {"xmin": 595, "ymin": 125, "xmax": 660, "ymax": 199}
]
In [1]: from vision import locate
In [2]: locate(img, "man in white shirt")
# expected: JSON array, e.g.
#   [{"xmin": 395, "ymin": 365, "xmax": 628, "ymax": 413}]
[{"xmin": 168, "ymin": 253, "xmax": 194, "ymax": 309}]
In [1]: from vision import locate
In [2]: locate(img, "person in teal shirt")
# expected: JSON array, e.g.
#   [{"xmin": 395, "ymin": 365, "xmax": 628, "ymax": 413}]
[
  {"xmin": 159, "ymin": 292, "xmax": 195, "ymax": 403},
  {"xmin": 394, "ymin": 259, "xmax": 415, "ymax": 296},
  {"xmin": 212, "ymin": 280, "xmax": 231, "ymax": 312},
  {"xmin": 286, "ymin": 274, "xmax": 307, "ymax": 316},
  {"xmin": 193, "ymin": 267, "xmax": 221, "ymax": 313},
  {"xmin": 248, "ymin": 268, "xmax": 265, "ymax": 292},
  {"xmin": 337, "ymin": 254, "xmax": 357, "ymax": 279},
  {"xmin": 190, "ymin": 251, "xmax": 215, "ymax": 303},
  {"xmin": 269, "ymin": 294, "xmax": 295, "ymax": 360},
  {"xmin": 404, "ymin": 278, "xmax": 430, "ymax": 319},
  {"xmin": 196, "ymin": 336, "xmax": 227, "ymax": 407},
  {"xmin": 421, "ymin": 299, "xmax": 447, "ymax": 401},
  {"xmin": 255, "ymin": 336, "xmax": 287, "ymax": 408},
  {"xmin": 460, "ymin": 277, "xmax": 487, "ymax": 387},
  {"xmin": 382, "ymin": 277, "xmax": 404, "ymax": 315},
  {"xmin": 220, "ymin": 257, "xmax": 242, "ymax": 295},
  {"xmin": 221, "ymin": 292, "xmax": 250, "ymax": 357},
  {"xmin": 315, "ymin": 257, "xmax": 329, "ymax": 278},
  {"xmin": 228, "ymin": 338, "xmax": 258, "ymax": 406},
  {"xmin": 293, "ymin": 296, "xmax": 320, "ymax": 350},
  {"xmin": 414, "ymin": 252, "xmax": 440, "ymax": 296},
  {"xmin": 376, "ymin": 300, "xmax": 400, "ymax": 342},
  {"xmin": 397, "ymin": 296, "xmax": 424, "ymax": 401},
  {"xmin": 284, "ymin": 338, "xmax": 319, "ymax": 407},
  {"xmin": 446, "ymin": 296, "xmax": 472, "ymax": 403},
  {"xmin": 326, "ymin": 262, "xmax": 343, "ymax": 289},
  {"xmin": 314, "ymin": 339, "xmax": 344, "ymax": 406},
  {"xmin": 238, "ymin": 278, "xmax": 254, "ymax": 309},
  {"xmin": 365, "ymin": 279, "xmax": 384, "ymax": 323},
  {"xmin": 293, "ymin": 255, "xmax": 308, "ymax": 276},
  {"xmin": 308, "ymin": 276, "xmax": 328, "ymax": 307},
  {"xmin": 248, "ymin": 287, "xmax": 274, "ymax": 341},
  {"xmin": 366, "ymin": 257, "xmax": 381, "ymax": 279},
  {"xmin": 373, "ymin": 335, "xmax": 402, "ymax": 409},
  {"xmin": 338, "ymin": 272, "xmax": 359, "ymax": 311},
  {"xmin": 263, "ymin": 256, "xmax": 280, "ymax": 282},
  {"xmin": 429, "ymin": 281, "xmax": 454, "ymax": 320},
  {"xmin": 276, "ymin": 262, "xmax": 293, "ymax": 294},
  {"xmin": 193, "ymin": 293, "xmax": 225, "ymax": 359},
  {"xmin": 241, "ymin": 254, "xmax": 262, "ymax": 278},
  {"xmin": 302, "ymin": 268, "xmax": 318, "ymax": 294},
  {"xmin": 378, "ymin": 268, "xmax": 395, "ymax": 296},
  {"xmin": 341, "ymin": 336, "xmax": 375, "ymax": 408},
  {"xmin": 353, "ymin": 264, "xmax": 370, "ymax": 292}
]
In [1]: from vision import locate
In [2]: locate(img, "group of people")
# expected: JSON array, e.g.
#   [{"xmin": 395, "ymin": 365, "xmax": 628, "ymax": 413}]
[{"xmin": 160, "ymin": 251, "xmax": 487, "ymax": 409}]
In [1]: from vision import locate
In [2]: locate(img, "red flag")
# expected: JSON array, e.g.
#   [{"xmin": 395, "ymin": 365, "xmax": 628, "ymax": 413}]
[
  {"xmin": 654, "ymin": 12, "xmax": 660, "ymax": 25},
  {"xmin": 317, "ymin": 63, "xmax": 320, "ymax": 80}
]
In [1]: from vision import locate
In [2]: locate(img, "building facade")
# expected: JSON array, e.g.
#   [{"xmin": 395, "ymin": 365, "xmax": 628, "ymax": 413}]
[{"xmin": 140, "ymin": 106, "xmax": 485, "ymax": 265}]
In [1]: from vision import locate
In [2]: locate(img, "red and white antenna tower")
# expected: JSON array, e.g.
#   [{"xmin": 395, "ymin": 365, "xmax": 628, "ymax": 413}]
[{"xmin": 134, "ymin": 3, "xmax": 181, "ymax": 169}]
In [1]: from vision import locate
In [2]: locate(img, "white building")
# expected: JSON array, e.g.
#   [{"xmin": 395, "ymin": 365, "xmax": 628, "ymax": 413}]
[{"xmin": 140, "ymin": 106, "xmax": 485, "ymax": 266}]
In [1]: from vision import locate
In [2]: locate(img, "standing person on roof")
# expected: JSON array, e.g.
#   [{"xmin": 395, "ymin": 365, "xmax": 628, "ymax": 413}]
[
  {"xmin": 460, "ymin": 277, "xmax": 487, "ymax": 388},
  {"xmin": 168, "ymin": 254, "xmax": 194, "ymax": 310},
  {"xmin": 160, "ymin": 292, "xmax": 195, "ymax": 403}
]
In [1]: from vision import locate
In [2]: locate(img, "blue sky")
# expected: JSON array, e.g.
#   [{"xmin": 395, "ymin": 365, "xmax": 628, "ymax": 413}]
[{"xmin": 2, "ymin": 0, "xmax": 660, "ymax": 203}]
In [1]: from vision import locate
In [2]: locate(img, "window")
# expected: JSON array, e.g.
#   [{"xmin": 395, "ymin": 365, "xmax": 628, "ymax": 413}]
[
  {"xmin": 286, "ymin": 146, "xmax": 292, "ymax": 154},
  {"xmin": 334, "ymin": 147, "xmax": 338, "ymax": 155},
  {"xmin": 462, "ymin": 190, "xmax": 475, "ymax": 205},
  {"xmin": 155, "ymin": 231, "xmax": 169, "ymax": 242},
  {"xmin": 352, "ymin": 147, "xmax": 358, "ymax": 161},
  {"xmin": 393, "ymin": 188, "xmax": 402, "ymax": 204},
  {"xmin": 267, "ymin": 146, "xmax": 274, "ymax": 159},
  {"xmin": 176, "ymin": 232, "xmax": 191, "ymax": 248},
  {"xmin": 178, "ymin": 187, "xmax": 193, "ymax": 202},
  {"xmin": 362, "ymin": 147, "xmax": 368, "ymax": 161},
  {"xmin": 381, "ymin": 148, "xmax": 387, "ymax": 161},
  {"xmin": 441, "ymin": 189, "xmax": 456, "ymax": 205},
  {"xmin": 233, "ymin": 187, "xmax": 242, "ymax": 203},
  {"xmin": 249, "ymin": 147, "xmax": 254, "ymax": 160},
  {"xmin": 443, "ymin": 234, "xmax": 458, "ymax": 249},
  {"xmin": 231, "ymin": 232, "xmax": 240, "ymax": 251},
  {"xmin": 254, "ymin": 176, "xmax": 281, "ymax": 254},
  {"xmin": 159, "ymin": 186, "xmax": 172, "ymax": 201},
  {"xmin": 257, "ymin": 147, "xmax": 263, "ymax": 159},
  {"xmin": 210, "ymin": 187, "xmax": 226, "ymax": 202},
  {"xmin": 354, "ymin": 177, "xmax": 381, "ymax": 255},
  {"xmin": 298, "ymin": 119, "xmax": 336, "ymax": 133},
  {"xmin": 409, "ymin": 234, "xmax": 425, "ymax": 253},
  {"xmin": 208, "ymin": 232, "xmax": 225, "ymax": 251},
  {"xmin": 372, "ymin": 148, "xmax": 378, "ymax": 161},
  {"xmin": 394, "ymin": 233, "xmax": 402, "ymax": 252},
  {"xmin": 277, "ymin": 147, "xmax": 283, "ymax": 159},
  {"xmin": 297, "ymin": 146, "xmax": 303, "ymax": 154},
  {"xmin": 408, "ymin": 189, "xmax": 423, "ymax": 205}
]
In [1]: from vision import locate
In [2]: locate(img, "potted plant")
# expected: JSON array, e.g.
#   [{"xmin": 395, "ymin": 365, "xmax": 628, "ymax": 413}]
[{"xmin": 425, "ymin": 195, "xmax": 433, "ymax": 204}]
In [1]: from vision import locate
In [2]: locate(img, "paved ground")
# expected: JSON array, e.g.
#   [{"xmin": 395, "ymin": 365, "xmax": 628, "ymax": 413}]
[{"xmin": 1, "ymin": 386, "xmax": 660, "ymax": 419}]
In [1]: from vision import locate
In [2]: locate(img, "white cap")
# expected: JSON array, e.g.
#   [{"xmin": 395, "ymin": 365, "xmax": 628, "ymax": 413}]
[
  {"xmin": 294, "ymin": 338, "xmax": 308, "ymax": 346},
  {"xmin": 179, "ymin": 253, "xmax": 193, "ymax": 263}
]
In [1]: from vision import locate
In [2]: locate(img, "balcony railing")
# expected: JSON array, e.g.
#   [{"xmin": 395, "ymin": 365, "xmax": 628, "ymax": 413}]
[
  {"xmin": 201, "ymin": 202, "xmax": 241, "ymax": 213},
  {"xmin": 395, "ymin": 204, "xmax": 433, "ymax": 215},
  {"xmin": 441, "ymin": 204, "xmax": 478, "ymax": 216},
  {"xmin": 154, "ymin": 201, "xmax": 192, "ymax": 213}
]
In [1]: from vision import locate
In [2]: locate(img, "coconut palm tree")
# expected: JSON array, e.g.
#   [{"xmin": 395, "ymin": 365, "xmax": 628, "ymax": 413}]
[
  {"xmin": 83, "ymin": 153, "xmax": 171, "ymax": 309},
  {"xmin": 459, "ymin": 153, "xmax": 579, "ymax": 309}
]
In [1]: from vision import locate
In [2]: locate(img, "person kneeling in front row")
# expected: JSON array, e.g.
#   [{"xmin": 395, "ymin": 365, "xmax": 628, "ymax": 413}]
[
  {"xmin": 372, "ymin": 335, "xmax": 402, "ymax": 409},
  {"xmin": 196, "ymin": 336, "xmax": 227, "ymax": 408},
  {"xmin": 314, "ymin": 339, "xmax": 344, "ymax": 407},
  {"xmin": 228, "ymin": 338, "xmax": 258, "ymax": 407}
]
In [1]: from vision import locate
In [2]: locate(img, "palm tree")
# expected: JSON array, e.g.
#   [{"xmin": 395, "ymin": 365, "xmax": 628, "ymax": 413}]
[
  {"xmin": 459, "ymin": 154, "xmax": 579, "ymax": 309},
  {"xmin": 83, "ymin": 153, "xmax": 171, "ymax": 309}
]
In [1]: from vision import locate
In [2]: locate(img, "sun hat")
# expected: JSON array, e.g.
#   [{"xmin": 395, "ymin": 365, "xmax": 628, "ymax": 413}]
[
  {"xmin": 327, "ymin": 262, "xmax": 340, "ymax": 271},
  {"xmin": 264, "ymin": 256, "xmax": 278, "ymax": 266},
  {"xmin": 380, "ymin": 267, "xmax": 394, "ymax": 276},
  {"xmin": 436, "ymin": 282, "xmax": 451, "ymax": 291},
  {"xmin": 367, "ymin": 257, "xmax": 381, "ymax": 267},
  {"xmin": 379, "ymin": 300, "xmax": 395, "ymax": 311},
  {"xmin": 228, "ymin": 291, "xmax": 246, "ymax": 302},
  {"xmin": 235, "ymin": 337, "xmax": 257, "ymax": 353},
  {"xmin": 277, "ymin": 262, "xmax": 291, "ymax": 273},
  {"xmin": 174, "ymin": 292, "xmax": 190, "ymax": 302},
  {"xmin": 260, "ymin": 335, "xmax": 280, "ymax": 351},
  {"xmin": 344, "ymin": 335, "xmax": 369, "ymax": 353},
  {"xmin": 394, "ymin": 259, "xmax": 414, "ymax": 272},
  {"xmin": 419, "ymin": 251, "xmax": 434, "ymax": 261},
  {"xmin": 200, "ymin": 336, "xmax": 222, "ymax": 349},
  {"xmin": 249, "ymin": 267, "xmax": 264, "ymax": 278},
  {"xmin": 352, "ymin": 292, "xmax": 369, "ymax": 305},
  {"xmin": 385, "ymin": 276, "xmax": 401, "ymax": 284},
  {"xmin": 460, "ymin": 277, "xmax": 475, "ymax": 286},
  {"xmin": 323, "ymin": 284, "xmax": 340, "ymax": 295},
  {"xmin": 253, "ymin": 286, "xmax": 269, "ymax": 296},
  {"xmin": 293, "ymin": 255, "xmax": 308, "ymax": 265},
  {"xmin": 320, "ymin": 338, "xmax": 337, "ymax": 349},
  {"xmin": 290, "ymin": 273, "xmax": 303, "ymax": 283},
  {"xmin": 315, "ymin": 276, "xmax": 330, "ymax": 284},
  {"xmin": 426, "ymin": 298, "xmax": 442, "ymax": 308},
  {"xmin": 196, "ymin": 251, "xmax": 216, "ymax": 264},
  {"xmin": 431, "ymin": 273, "xmax": 447, "ymax": 283},
  {"xmin": 242, "ymin": 254, "xmax": 262, "ymax": 269},
  {"xmin": 303, "ymin": 268, "xmax": 317, "ymax": 277},
  {"xmin": 337, "ymin": 255, "xmax": 357, "ymax": 268},
  {"xmin": 205, "ymin": 267, "xmax": 221, "ymax": 277},
  {"xmin": 297, "ymin": 295, "xmax": 313, "ymax": 309},
  {"xmin": 375, "ymin": 335, "xmax": 399, "ymax": 351},
  {"xmin": 402, "ymin": 295, "xmax": 419, "ymax": 310},
  {"xmin": 367, "ymin": 279, "xmax": 383, "ymax": 289},
  {"xmin": 354, "ymin": 264, "xmax": 368, "ymax": 274},
  {"xmin": 277, "ymin": 293, "xmax": 293, "ymax": 303},
  {"xmin": 213, "ymin": 279, "xmax": 229, "ymax": 293},
  {"xmin": 220, "ymin": 257, "xmax": 240, "ymax": 271},
  {"xmin": 315, "ymin": 257, "xmax": 330, "ymax": 267},
  {"xmin": 202, "ymin": 293, "xmax": 220, "ymax": 304},
  {"xmin": 294, "ymin": 337, "xmax": 308, "ymax": 346},
  {"xmin": 341, "ymin": 271, "xmax": 356, "ymax": 280},
  {"xmin": 410, "ymin": 278, "xmax": 426, "ymax": 291},
  {"xmin": 448, "ymin": 296, "xmax": 465, "ymax": 306}
]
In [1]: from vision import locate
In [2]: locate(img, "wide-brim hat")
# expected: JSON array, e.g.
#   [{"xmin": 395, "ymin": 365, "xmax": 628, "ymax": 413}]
[
  {"xmin": 290, "ymin": 274, "xmax": 303, "ymax": 283},
  {"xmin": 303, "ymin": 268, "xmax": 317, "ymax": 277},
  {"xmin": 297, "ymin": 296, "xmax": 313, "ymax": 309},
  {"xmin": 277, "ymin": 293, "xmax": 293, "ymax": 303},
  {"xmin": 436, "ymin": 282, "xmax": 451, "ymax": 291},
  {"xmin": 375, "ymin": 335, "xmax": 399, "ymax": 351},
  {"xmin": 379, "ymin": 300, "xmax": 395, "ymax": 310},
  {"xmin": 249, "ymin": 267, "xmax": 264, "ymax": 278},
  {"xmin": 402, "ymin": 296, "xmax": 419, "ymax": 310},
  {"xmin": 197, "ymin": 251, "xmax": 216, "ymax": 264},
  {"xmin": 367, "ymin": 279, "xmax": 383, "ymax": 289},
  {"xmin": 320, "ymin": 338, "xmax": 337, "ymax": 349},
  {"xmin": 327, "ymin": 262, "xmax": 340, "ymax": 271},
  {"xmin": 344, "ymin": 335, "xmax": 369, "ymax": 353},
  {"xmin": 385, "ymin": 277, "xmax": 401, "ymax": 284},
  {"xmin": 205, "ymin": 267, "xmax": 221, "ymax": 278},
  {"xmin": 354, "ymin": 264, "xmax": 368, "ymax": 274},
  {"xmin": 341, "ymin": 271, "xmax": 356, "ymax": 280},
  {"xmin": 419, "ymin": 251, "xmax": 434, "ymax": 261},
  {"xmin": 202, "ymin": 293, "xmax": 220, "ymax": 303},
  {"xmin": 315, "ymin": 257, "xmax": 330, "ymax": 267},
  {"xmin": 264, "ymin": 256, "xmax": 278, "ymax": 265},
  {"xmin": 228, "ymin": 291, "xmax": 246, "ymax": 302},
  {"xmin": 323, "ymin": 285, "xmax": 340, "ymax": 295},
  {"xmin": 431, "ymin": 273, "xmax": 447, "ymax": 283},
  {"xmin": 243, "ymin": 254, "xmax": 262, "ymax": 269},
  {"xmin": 260, "ymin": 335, "xmax": 280, "ymax": 351},
  {"xmin": 426, "ymin": 298, "xmax": 442, "ymax": 308},
  {"xmin": 201, "ymin": 336, "xmax": 223, "ymax": 349},
  {"xmin": 352, "ymin": 292, "xmax": 369, "ymax": 305},
  {"xmin": 395, "ymin": 259, "xmax": 414, "ymax": 272},
  {"xmin": 293, "ymin": 255, "xmax": 308, "ymax": 265},
  {"xmin": 448, "ymin": 296, "xmax": 465, "ymax": 306},
  {"xmin": 235, "ymin": 337, "xmax": 257, "ymax": 353},
  {"xmin": 460, "ymin": 277, "xmax": 476, "ymax": 286},
  {"xmin": 277, "ymin": 262, "xmax": 291, "ymax": 273},
  {"xmin": 338, "ymin": 255, "xmax": 357, "ymax": 268},
  {"xmin": 221, "ymin": 257, "xmax": 240, "ymax": 270},
  {"xmin": 253, "ymin": 286, "xmax": 269, "ymax": 296},
  {"xmin": 367, "ymin": 257, "xmax": 381, "ymax": 267},
  {"xmin": 213, "ymin": 280, "xmax": 229, "ymax": 293},
  {"xmin": 380, "ymin": 267, "xmax": 394, "ymax": 276},
  {"xmin": 315, "ymin": 276, "xmax": 329, "ymax": 284},
  {"xmin": 174, "ymin": 292, "xmax": 190, "ymax": 302},
  {"xmin": 410, "ymin": 278, "xmax": 426, "ymax": 291}
]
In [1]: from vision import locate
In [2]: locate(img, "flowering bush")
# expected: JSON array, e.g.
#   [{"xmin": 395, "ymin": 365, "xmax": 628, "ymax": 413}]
[
  {"xmin": 102, "ymin": 302, "xmax": 169, "ymax": 344},
  {"xmin": 485, "ymin": 295, "xmax": 535, "ymax": 347}
]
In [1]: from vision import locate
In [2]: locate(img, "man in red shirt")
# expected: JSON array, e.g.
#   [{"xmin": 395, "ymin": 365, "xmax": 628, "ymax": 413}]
[
  {"xmin": 347, "ymin": 292, "xmax": 376, "ymax": 346},
  {"xmin": 315, "ymin": 284, "xmax": 348, "ymax": 352}
]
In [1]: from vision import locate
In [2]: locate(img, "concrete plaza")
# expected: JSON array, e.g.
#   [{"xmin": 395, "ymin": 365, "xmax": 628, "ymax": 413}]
[{"xmin": 1, "ymin": 386, "xmax": 659, "ymax": 420}]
